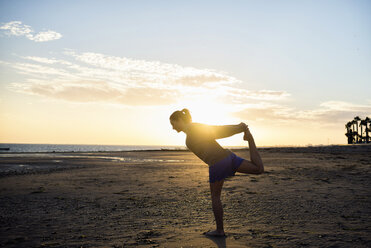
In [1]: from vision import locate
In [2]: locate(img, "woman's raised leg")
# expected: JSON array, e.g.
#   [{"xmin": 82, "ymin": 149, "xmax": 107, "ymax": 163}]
[{"xmin": 237, "ymin": 126, "xmax": 264, "ymax": 174}]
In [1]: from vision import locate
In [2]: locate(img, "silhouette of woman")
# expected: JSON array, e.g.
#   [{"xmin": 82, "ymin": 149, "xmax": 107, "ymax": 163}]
[{"xmin": 170, "ymin": 108, "xmax": 264, "ymax": 237}]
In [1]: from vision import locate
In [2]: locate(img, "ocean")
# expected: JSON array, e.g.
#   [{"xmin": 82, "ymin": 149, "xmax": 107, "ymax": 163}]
[{"xmin": 0, "ymin": 143, "xmax": 185, "ymax": 153}]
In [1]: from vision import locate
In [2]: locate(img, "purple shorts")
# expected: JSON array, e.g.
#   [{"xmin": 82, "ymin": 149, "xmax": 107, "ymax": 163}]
[{"xmin": 209, "ymin": 152, "xmax": 244, "ymax": 183}]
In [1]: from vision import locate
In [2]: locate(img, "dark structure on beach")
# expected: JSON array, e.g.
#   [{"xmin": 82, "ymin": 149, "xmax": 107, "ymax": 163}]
[{"xmin": 345, "ymin": 116, "xmax": 370, "ymax": 144}]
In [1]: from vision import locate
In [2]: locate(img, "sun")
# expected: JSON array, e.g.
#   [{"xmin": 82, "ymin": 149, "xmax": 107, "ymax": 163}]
[{"xmin": 176, "ymin": 98, "xmax": 236, "ymax": 125}]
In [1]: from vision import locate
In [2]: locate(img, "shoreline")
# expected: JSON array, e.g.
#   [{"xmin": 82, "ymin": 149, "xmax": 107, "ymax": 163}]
[
  {"xmin": 0, "ymin": 143, "xmax": 370, "ymax": 155},
  {"xmin": 1, "ymin": 145, "xmax": 370, "ymax": 178}
]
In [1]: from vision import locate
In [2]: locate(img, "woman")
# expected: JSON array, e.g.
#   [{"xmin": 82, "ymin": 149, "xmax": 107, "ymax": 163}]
[{"xmin": 170, "ymin": 108, "xmax": 264, "ymax": 237}]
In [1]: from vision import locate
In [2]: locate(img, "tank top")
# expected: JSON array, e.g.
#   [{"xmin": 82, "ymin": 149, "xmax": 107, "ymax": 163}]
[{"xmin": 185, "ymin": 123, "xmax": 231, "ymax": 166}]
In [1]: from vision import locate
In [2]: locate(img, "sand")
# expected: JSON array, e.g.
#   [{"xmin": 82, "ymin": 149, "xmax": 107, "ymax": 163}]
[{"xmin": 0, "ymin": 145, "xmax": 370, "ymax": 247}]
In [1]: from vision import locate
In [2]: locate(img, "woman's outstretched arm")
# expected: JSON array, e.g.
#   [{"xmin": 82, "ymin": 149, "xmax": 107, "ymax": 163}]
[{"xmin": 209, "ymin": 123, "xmax": 246, "ymax": 139}]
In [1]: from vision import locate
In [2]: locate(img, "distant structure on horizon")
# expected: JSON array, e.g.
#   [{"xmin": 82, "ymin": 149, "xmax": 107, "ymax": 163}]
[{"xmin": 345, "ymin": 116, "xmax": 370, "ymax": 144}]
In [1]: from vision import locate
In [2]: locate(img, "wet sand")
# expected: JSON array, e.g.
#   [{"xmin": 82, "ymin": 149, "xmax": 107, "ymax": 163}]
[{"xmin": 0, "ymin": 145, "xmax": 370, "ymax": 247}]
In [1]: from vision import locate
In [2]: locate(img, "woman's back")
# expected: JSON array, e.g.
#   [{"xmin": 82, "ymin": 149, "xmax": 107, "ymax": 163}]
[{"xmin": 185, "ymin": 123, "xmax": 231, "ymax": 166}]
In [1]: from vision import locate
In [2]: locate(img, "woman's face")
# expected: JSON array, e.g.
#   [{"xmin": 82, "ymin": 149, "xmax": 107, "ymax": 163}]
[{"xmin": 170, "ymin": 119, "xmax": 183, "ymax": 133}]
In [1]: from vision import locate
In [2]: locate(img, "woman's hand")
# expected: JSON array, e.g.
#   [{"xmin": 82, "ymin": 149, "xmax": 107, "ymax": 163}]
[{"xmin": 239, "ymin": 122, "xmax": 248, "ymax": 132}]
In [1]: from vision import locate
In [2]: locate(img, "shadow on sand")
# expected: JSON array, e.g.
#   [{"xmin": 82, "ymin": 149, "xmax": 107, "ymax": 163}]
[
  {"xmin": 203, "ymin": 233, "xmax": 250, "ymax": 248},
  {"xmin": 204, "ymin": 235, "xmax": 227, "ymax": 248}
]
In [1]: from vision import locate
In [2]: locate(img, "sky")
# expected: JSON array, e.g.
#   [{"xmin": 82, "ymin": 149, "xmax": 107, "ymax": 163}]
[{"xmin": 0, "ymin": 0, "xmax": 370, "ymax": 147}]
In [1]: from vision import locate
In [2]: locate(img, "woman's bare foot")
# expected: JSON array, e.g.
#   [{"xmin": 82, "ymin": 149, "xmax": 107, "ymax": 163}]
[
  {"xmin": 204, "ymin": 230, "xmax": 226, "ymax": 237},
  {"xmin": 243, "ymin": 126, "xmax": 253, "ymax": 141}
]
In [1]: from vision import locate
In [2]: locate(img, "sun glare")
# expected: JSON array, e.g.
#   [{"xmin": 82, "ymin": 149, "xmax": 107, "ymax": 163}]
[{"xmin": 178, "ymin": 98, "xmax": 236, "ymax": 125}]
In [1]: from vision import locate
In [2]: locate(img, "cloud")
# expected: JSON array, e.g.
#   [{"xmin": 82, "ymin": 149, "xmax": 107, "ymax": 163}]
[
  {"xmin": 10, "ymin": 62, "xmax": 75, "ymax": 79},
  {"xmin": 0, "ymin": 21, "xmax": 62, "ymax": 42},
  {"xmin": 0, "ymin": 21, "xmax": 32, "ymax": 36},
  {"xmin": 219, "ymin": 86, "xmax": 290, "ymax": 104},
  {"xmin": 22, "ymin": 56, "xmax": 60, "ymax": 64},
  {"xmin": 4, "ymin": 51, "xmax": 290, "ymax": 106},
  {"xmin": 313, "ymin": 101, "xmax": 371, "ymax": 124},
  {"xmin": 175, "ymin": 74, "xmax": 230, "ymax": 87},
  {"xmin": 10, "ymin": 80, "xmax": 180, "ymax": 106},
  {"xmin": 11, "ymin": 81, "xmax": 120, "ymax": 102},
  {"xmin": 66, "ymin": 51, "xmax": 239, "ymax": 87},
  {"xmin": 319, "ymin": 101, "xmax": 371, "ymax": 112},
  {"xmin": 28, "ymin": 30, "xmax": 62, "ymax": 42},
  {"xmin": 4, "ymin": 50, "xmax": 369, "ymax": 131},
  {"xmin": 233, "ymin": 101, "xmax": 371, "ymax": 125}
]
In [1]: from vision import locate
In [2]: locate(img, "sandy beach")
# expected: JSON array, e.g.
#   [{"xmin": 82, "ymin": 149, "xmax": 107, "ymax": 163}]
[{"xmin": 0, "ymin": 145, "xmax": 370, "ymax": 247}]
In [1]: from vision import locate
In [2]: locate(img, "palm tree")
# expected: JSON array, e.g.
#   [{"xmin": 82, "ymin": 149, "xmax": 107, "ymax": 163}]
[
  {"xmin": 345, "ymin": 121, "xmax": 353, "ymax": 144},
  {"xmin": 360, "ymin": 119, "xmax": 367, "ymax": 143},
  {"xmin": 353, "ymin": 116, "xmax": 361, "ymax": 143},
  {"xmin": 365, "ymin": 117, "xmax": 370, "ymax": 143}
]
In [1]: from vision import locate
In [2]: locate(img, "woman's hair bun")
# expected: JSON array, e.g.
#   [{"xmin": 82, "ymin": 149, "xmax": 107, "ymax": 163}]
[
  {"xmin": 181, "ymin": 109, "xmax": 192, "ymax": 123},
  {"xmin": 170, "ymin": 108, "xmax": 192, "ymax": 123}
]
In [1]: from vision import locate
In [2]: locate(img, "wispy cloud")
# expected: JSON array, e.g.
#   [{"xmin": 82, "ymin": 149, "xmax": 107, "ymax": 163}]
[
  {"xmin": 66, "ymin": 51, "xmax": 238, "ymax": 88},
  {"xmin": 233, "ymin": 101, "xmax": 371, "ymax": 125},
  {"xmin": 2, "ymin": 50, "xmax": 369, "ymax": 133},
  {"xmin": 22, "ymin": 56, "xmax": 61, "ymax": 64},
  {"xmin": 0, "ymin": 21, "xmax": 62, "ymax": 42},
  {"xmin": 10, "ymin": 80, "xmax": 180, "ymax": 106},
  {"xmin": 4, "ymin": 51, "xmax": 289, "ymax": 106},
  {"xmin": 219, "ymin": 86, "xmax": 290, "ymax": 104}
]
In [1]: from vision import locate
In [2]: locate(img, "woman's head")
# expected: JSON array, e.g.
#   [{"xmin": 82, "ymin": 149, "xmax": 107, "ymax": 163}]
[{"xmin": 170, "ymin": 108, "xmax": 192, "ymax": 132}]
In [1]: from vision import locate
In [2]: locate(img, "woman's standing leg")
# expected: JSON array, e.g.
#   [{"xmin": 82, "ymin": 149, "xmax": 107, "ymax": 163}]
[{"xmin": 205, "ymin": 180, "xmax": 225, "ymax": 236}]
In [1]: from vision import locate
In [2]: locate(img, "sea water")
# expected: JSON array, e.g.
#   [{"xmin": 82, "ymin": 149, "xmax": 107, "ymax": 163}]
[{"xmin": 0, "ymin": 143, "xmax": 185, "ymax": 153}]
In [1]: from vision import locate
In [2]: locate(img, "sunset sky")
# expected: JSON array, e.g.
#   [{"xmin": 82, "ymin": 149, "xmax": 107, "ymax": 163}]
[{"xmin": 0, "ymin": 0, "xmax": 370, "ymax": 147}]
